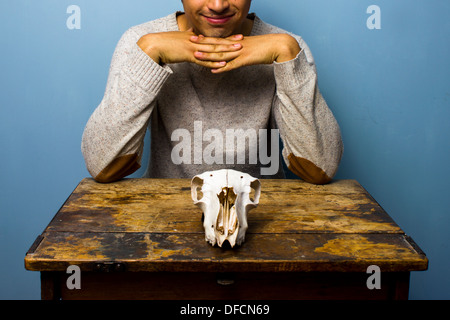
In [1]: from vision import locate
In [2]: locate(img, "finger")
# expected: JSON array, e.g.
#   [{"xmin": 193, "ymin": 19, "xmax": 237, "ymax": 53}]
[
  {"xmin": 194, "ymin": 50, "xmax": 241, "ymax": 62},
  {"xmin": 194, "ymin": 59, "xmax": 228, "ymax": 69},
  {"xmin": 226, "ymin": 34, "xmax": 244, "ymax": 41},
  {"xmin": 211, "ymin": 62, "xmax": 233, "ymax": 74},
  {"xmin": 190, "ymin": 35, "xmax": 240, "ymax": 45},
  {"xmin": 211, "ymin": 66, "xmax": 230, "ymax": 74},
  {"xmin": 211, "ymin": 57, "xmax": 245, "ymax": 74},
  {"xmin": 194, "ymin": 42, "xmax": 242, "ymax": 53}
]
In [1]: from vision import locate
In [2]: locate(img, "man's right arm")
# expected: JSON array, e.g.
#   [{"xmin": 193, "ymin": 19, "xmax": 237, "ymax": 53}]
[
  {"xmin": 82, "ymin": 26, "xmax": 249, "ymax": 182},
  {"xmin": 81, "ymin": 27, "xmax": 173, "ymax": 183},
  {"xmin": 82, "ymin": 26, "xmax": 251, "ymax": 182}
]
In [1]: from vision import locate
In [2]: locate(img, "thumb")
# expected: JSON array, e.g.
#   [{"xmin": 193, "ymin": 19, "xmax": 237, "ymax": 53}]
[{"xmin": 227, "ymin": 34, "xmax": 244, "ymax": 41}]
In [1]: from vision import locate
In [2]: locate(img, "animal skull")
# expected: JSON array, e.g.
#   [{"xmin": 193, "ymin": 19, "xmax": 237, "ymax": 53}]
[{"xmin": 191, "ymin": 169, "xmax": 261, "ymax": 248}]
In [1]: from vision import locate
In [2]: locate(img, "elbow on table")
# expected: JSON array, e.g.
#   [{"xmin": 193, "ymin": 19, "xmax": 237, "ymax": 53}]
[
  {"xmin": 89, "ymin": 154, "xmax": 141, "ymax": 183},
  {"xmin": 287, "ymin": 154, "xmax": 334, "ymax": 185}
]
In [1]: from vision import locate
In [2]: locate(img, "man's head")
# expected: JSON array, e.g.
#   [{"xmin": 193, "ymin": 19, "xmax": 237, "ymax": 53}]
[{"xmin": 180, "ymin": 0, "xmax": 252, "ymax": 37}]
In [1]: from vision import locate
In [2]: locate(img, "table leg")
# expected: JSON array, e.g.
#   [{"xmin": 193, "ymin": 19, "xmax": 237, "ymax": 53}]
[{"xmin": 40, "ymin": 272, "xmax": 61, "ymax": 300}]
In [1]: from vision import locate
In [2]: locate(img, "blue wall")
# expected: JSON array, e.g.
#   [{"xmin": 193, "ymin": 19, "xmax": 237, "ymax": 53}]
[{"xmin": 1, "ymin": 0, "xmax": 448, "ymax": 299}]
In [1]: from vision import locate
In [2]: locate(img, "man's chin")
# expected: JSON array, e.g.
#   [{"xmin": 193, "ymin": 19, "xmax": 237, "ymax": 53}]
[{"xmin": 196, "ymin": 27, "xmax": 234, "ymax": 38}]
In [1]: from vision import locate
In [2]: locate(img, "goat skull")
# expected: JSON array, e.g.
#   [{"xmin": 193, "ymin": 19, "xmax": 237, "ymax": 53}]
[{"xmin": 191, "ymin": 169, "xmax": 261, "ymax": 247}]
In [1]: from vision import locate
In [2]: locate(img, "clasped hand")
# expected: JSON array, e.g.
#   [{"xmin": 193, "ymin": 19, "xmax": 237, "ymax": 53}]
[{"xmin": 137, "ymin": 30, "xmax": 300, "ymax": 73}]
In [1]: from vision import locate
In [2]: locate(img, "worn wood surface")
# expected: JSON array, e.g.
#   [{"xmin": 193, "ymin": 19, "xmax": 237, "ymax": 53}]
[{"xmin": 25, "ymin": 178, "xmax": 428, "ymax": 273}]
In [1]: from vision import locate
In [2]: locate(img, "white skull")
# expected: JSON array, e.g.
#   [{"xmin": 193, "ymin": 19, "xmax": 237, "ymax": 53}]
[{"xmin": 191, "ymin": 169, "xmax": 261, "ymax": 248}]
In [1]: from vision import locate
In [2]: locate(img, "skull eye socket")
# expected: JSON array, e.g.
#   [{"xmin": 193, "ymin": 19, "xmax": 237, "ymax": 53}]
[
  {"xmin": 249, "ymin": 179, "xmax": 261, "ymax": 203},
  {"xmin": 249, "ymin": 188, "xmax": 255, "ymax": 202},
  {"xmin": 195, "ymin": 187, "xmax": 203, "ymax": 201},
  {"xmin": 191, "ymin": 176, "xmax": 205, "ymax": 202}
]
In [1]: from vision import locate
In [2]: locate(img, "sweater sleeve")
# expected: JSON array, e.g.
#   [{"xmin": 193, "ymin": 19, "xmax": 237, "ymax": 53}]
[
  {"xmin": 81, "ymin": 27, "xmax": 173, "ymax": 182},
  {"xmin": 272, "ymin": 37, "xmax": 343, "ymax": 184}
]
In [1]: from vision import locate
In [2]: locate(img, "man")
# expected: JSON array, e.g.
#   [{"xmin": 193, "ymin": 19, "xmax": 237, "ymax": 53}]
[{"xmin": 81, "ymin": 0, "xmax": 343, "ymax": 184}]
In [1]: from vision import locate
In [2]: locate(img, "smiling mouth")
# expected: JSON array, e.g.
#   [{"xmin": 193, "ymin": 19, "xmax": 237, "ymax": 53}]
[{"xmin": 203, "ymin": 14, "xmax": 235, "ymax": 25}]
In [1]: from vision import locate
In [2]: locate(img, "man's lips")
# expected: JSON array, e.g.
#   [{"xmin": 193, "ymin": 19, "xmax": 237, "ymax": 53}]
[{"xmin": 203, "ymin": 14, "xmax": 235, "ymax": 25}]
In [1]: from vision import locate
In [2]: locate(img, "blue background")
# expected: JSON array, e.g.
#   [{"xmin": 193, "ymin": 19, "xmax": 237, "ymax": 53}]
[{"xmin": 1, "ymin": 0, "xmax": 448, "ymax": 299}]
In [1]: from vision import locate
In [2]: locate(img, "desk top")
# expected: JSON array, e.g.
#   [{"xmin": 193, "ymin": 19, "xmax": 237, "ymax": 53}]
[{"xmin": 25, "ymin": 178, "xmax": 428, "ymax": 273}]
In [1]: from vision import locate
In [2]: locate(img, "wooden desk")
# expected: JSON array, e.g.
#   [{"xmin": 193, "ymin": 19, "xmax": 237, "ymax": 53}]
[{"xmin": 25, "ymin": 178, "xmax": 428, "ymax": 300}]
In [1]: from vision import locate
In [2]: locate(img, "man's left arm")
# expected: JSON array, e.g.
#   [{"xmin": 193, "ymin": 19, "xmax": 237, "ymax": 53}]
[
  {"xmin": 271, "ymin": 35, "xmax": 344, "ymax": 184},
  {"xmin": 191, "ymin": 33, "xmax": 343, "ymax": 183}
]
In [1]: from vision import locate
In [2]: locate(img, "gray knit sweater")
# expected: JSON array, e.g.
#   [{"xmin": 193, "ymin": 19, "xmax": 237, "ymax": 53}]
[{"xmin": 81, "ymin": 12, "xmax": 343, "ymax": 184}]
